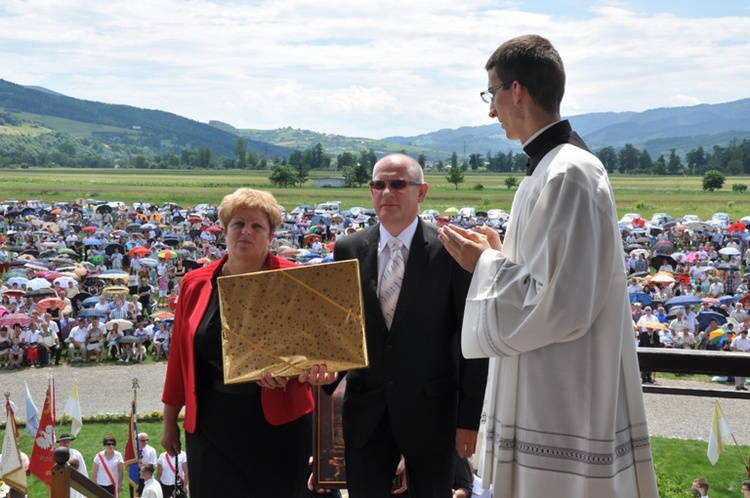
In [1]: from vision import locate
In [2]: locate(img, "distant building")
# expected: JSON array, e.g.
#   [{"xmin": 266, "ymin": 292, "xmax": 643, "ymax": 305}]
[{"xmin": 314, "ymin": 177, "xmax": 346, "ymax": 188}]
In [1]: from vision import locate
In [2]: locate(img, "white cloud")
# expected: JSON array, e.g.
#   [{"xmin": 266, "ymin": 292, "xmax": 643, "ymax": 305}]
[{"xmin": 0, "ymin": 0, "xmax": 748, "ymax": 138}]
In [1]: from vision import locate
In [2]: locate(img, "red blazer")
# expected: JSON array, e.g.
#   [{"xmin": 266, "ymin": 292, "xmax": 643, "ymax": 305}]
[{"xmin": 161, "ymin": 253, "xmax": 314, "ymax": 431}]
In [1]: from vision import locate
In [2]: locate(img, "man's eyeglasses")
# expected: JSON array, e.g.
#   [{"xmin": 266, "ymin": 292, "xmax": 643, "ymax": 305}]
[
  {"xmin": 480, "ymin": 81, "xmax": 514, "ymax": 103},
  {"xmin": 369, "ymin": 180, "xmax": 422, "ymax": 190}
]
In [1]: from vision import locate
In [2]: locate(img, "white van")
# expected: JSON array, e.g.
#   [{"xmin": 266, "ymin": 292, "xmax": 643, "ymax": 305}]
[{"xmin": 315, "ymin": 201, "xmax": 341, "ymax": 215}]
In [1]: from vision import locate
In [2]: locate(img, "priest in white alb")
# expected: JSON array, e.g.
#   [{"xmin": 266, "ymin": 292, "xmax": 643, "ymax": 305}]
[{"xmin": 438, "ymin": 34, "xmax": 659, "ymax": 497}]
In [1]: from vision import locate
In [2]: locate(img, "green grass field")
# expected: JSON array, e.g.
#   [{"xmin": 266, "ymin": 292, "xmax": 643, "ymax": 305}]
[{"xmin": 2, "ymin": 168, "xmax": 750, "ymax": 222}]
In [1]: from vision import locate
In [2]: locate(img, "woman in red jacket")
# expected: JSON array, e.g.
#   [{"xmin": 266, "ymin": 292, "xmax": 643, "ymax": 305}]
[{"xmin": 161, "ymin": 188, "xmax": 336, "ymax": 497}]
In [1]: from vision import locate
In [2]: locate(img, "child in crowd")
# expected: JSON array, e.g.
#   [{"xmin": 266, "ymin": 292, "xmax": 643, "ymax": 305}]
[{"xmin": 9, "ymin": 336, "xmax": 23, "ymax": 370}]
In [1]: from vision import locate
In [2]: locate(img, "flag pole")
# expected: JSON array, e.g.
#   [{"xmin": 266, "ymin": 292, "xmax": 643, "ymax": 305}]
[{"xmin": 730, "ymin": 432, "xmax": 750, "ymax": 474}]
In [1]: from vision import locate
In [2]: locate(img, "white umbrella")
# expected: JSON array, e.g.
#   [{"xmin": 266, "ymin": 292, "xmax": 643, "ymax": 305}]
[
  {"xmin": 26, "ymin": 277, "xmax": 53, "ymax": 290},
  {"xmin": 6, "ymin": 277, "xmax": 29, "ymax": 286},
  {"xmin": 53, "ymin": 276, "xmax": 78, "ymax": 288},
  {"xmin": 719, "ymin": 247, "xmax": 741, "ymax": 256},
  {"xmin": 105, "ymin": 319, "xmax": 134, "ymax": 331},
  {"xmin": 140, "ymin": 257, "xmax": 159, "ymax": 267}
]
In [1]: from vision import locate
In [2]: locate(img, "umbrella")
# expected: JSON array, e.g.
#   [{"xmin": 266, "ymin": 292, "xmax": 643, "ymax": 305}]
[
  {"xmin": 696, "ymin": 311, "xmax": 728, "ymax": 330},
  {"xmin": 716, "ymin": 262, "xmax": 740, "ymax": 272},
  {"xmin": 81, "ymin": 296, "xmax": 102, "ymax": 308},
  {"xmin": 140, "ymin": 223, "xmax": 157, "ymax": 231},
  {"xmin": 649, "ymin": 255, "xmax": 676, "ymax": 271},
  {"xmin": 83, "ymin": 237, "xmax": 102, "ymax": 246},
  {"xmin": 0, "ymin": 312, "xmax": 33, "ymax": 327},
  {"xmin": 196, "ymin": 257, "xmax": 212, "ymax": 265},
  {"xmin": 152, "ymin": 311, "xmax": 175, "ymax": 320},
  {"xmin": 629, "ymin": 292, "xmax": 653, "ymax": 306},
  {"xmin": 127, "ymin": 223, "xmax": 142, "ymax": 231},
  {"xmin": 53, "ymin": 276, "xmax": 78, "ymax": 288},
  {"xmin": 82, "ymin": 226, "xmax": 98, "ymax": 233},
  {"xmin": 158, "ymin": 250, "xmax": 178, "ymax": 260},
  {"xmin": 444, "ymin": 207, "xmax": 459, "ymax": 215},
  {"xmin": 26, "ymin": 277, "xmax": 53, "ymax": 290},
  {"xmin": 111, "ymin": 229, "xmax": 129, "ymax": 238},
  {"xmin": 25, "ymin": 288, "xmax": 58, "ymax": 298},
  {"xmin": 140, "ymin": 257, "xmax": 159, "ymax": 267},
  {"xmin": 304, "ymin": 234, "xmax": 322, "ymax": 245},
  {"xmin": 629, "ymin": 248, "xmax": 650, "ymax": 258},
  {"xmin": 664, "ymin": 295, "xmax": 703, "ymax": 310},
  {"xmin": 205, "ymin": 226, "xmax": 223, "ymax": 233},
  {"xmin": 88, "ymin": 255, "xmax": 106, "ymax": 264},
  {"xmin": 6, "ymin": 276, "xmax": 29, "ymax": 286},
  {"xmin": 129, "ymin": 246, "xmax": 151, "ymax": 257},
  {"xmin": 0, "ymin": 306, "xmax": 7, "ymax": 317},
  {"xmin": 685, "ymin": 251, "xmax": 701, "ymax": 263},
  {"xmin": 106, "ymin": 319, "xmax": 134, "ymax": 331},
  {"xmin": 117, "ymin": 335, "xmax": 143, "ymax": 344},
  {"xmin": 57, "ymin": 247, "xmax": 78, "ymax": 256},
  {"xmin": 641, "ymin": 321, "xmax": 668, "ymax": 331},
  {"xmin": 629, "ymin": 271, "xmax": 649, "ymax": 278},
  {"xmin": 719, "ymin": 247, "xmax": 741, "ymax": 256},
  {"xmin": 102, "ymin": 285, "xmax": 130, "ymax": 294},
  {"xmin": 14, "ymin": 254, "xmax": 36, "ymax": 261},
  {"xmin": 104, "ymin": 243, "xmax": 126, "ymax": 256},
  {"xmin": 708, "ymin": 328, "xmax": 727, "ymax": 347},
  {"xmin": 652, "ymin": 240, "xmax": 674, "ymax": 253},
  {"xmin": 35, "ymin": 297, "xmax": 66, "ymax": 312},
  {"xmin": 650, "ymin": 272, "xmax": 676, "ymax": 284},
  {"xmin": 188, "ymin": 215, "xmax": 203, "ymax": 223},
  {"xmin": 728, "ymin": 222, "xmax": 746, "ymax": 233},
  {"xmin": 76, "ymin": 308, "xmax": 105, "ymax": 319},
  {"xmin": 162, "ymin": 237, "xmax": 180, "ymax": 247},
  {"xmin": 97, "ymin": 270, "xmax": 129, "ymax": 280},
  {"xmin": 182, "ymin": 260, "xmax": 201, "ymax": 270},
  {"xmin": 2, "ymin": 289, "xmax": 25, "ymax": 298}
]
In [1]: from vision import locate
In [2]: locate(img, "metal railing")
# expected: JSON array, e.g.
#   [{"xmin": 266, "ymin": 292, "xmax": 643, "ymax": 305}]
[{"xmin": 638, "ymin": 349, "xmax": 750, "ymax": 399}]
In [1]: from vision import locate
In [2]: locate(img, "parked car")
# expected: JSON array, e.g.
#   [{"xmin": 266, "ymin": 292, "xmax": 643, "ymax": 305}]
[
  {"xmin": 420, "ymin": 209, "xmax": 440, "ymax": 221},
  {"xmin": 650, "ymin": 213, "xmax": 674, "ymax": 226},
  {"xmin": 619, "ymin": 213, "xmax": 641, "ymax": 226},
  {"xmin": 709, "ymin": 212, "xmax": 731, "ymax": 229},
  {"xmin": 458, "ymin": 207, "xmax": 476, "ymax": 219},
  {"xmin": 487, "ymin": 209, "xmax": 509, "ymax": 221}
]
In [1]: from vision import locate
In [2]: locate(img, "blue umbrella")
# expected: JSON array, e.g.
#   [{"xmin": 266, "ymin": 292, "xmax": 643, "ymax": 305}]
[
  {"xmin": 629, "ymin": 292, "xmax": 653, "ymax": 306},
  {"xmin": 664, "ymin": 295, "xmax": 703, "ymax": 310},
  {"xmin": 718, "ymin": 295, "xmax": 736, "ymax": 305},
  {"xmin": 696, "ymin": 311, "xmax": 728, "ymax": 331},
  {"xmin": 81, "ymin": 296, "xmax": 103, "ymax": 307},
  {"xmin": 77, "ymin": 308, "xmax": 105, "ymax": 319}
]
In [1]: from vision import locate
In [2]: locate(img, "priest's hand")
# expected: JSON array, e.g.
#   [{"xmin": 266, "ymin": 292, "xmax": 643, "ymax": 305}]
[
  {"xmin": 456, "ymin": 428, "xmax": 478, "ymax": 459},
  {"xmin": 438, "ymin": 224, "xmax": 501, "ymax": 273},
  {"xmin": 391, "ymin": 456, "xmax": 408, "ymax": 494},
  {"xmin": 298, "ymin": 364, "xmax": 339, "ymax": 385}
]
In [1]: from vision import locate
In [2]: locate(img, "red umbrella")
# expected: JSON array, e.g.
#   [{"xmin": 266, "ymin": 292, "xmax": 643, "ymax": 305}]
[
  {"xmin": 36, "ymin": 297, "xmax": 66, "ymax": 313},
  {"xmin": 82, "ymin": 226, "xmax": 98, "ymax": 233},
  {"xmin": 205, "ymin": 226, "xmax": 223, "ymax": 233},
  {"xmin": 129, "ymin": 246, "xmax": 151, "ymax": 257},
  {"xmin": 728, "ymin": 221, "xmax": 746, "ymax": 233},
  {"xmin": 188, "ymin": 215, "xmax": 202, "ymax": 223},
  {"xmin": 152, "ymin": 311, "xmax": 175, "ymax": 320},
  {"xmin": 0, "ymin": 312, "xmax": 33, "ymax": 327}
]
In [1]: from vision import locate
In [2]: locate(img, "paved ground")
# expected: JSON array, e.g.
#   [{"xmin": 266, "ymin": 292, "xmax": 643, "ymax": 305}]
[{"xmin": 4, "ymin": 362, "xmax": 750, "ymax": 443}]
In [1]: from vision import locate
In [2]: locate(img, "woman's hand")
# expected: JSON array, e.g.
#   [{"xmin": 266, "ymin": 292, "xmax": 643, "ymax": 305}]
[
  {"xmin": 298, "ymin": 364, "xmax": 338, "ymax": 385},
  {"xmin": 257, "ymin": 373, "xmax": 289, "ymax": 390}
]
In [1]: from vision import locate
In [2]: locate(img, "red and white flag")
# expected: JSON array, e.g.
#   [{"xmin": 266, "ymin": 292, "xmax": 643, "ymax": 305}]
[{"xmin": 28, "ymin": 376, "xmax": 56, "ymax": 487}]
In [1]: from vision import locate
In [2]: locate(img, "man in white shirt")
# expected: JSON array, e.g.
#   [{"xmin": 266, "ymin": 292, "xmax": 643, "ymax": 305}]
[
  {"xmin": 139, "ymin": 464, "xmax": 163, "ymax": 498},
  {"xmin": 135, "ymin": 433, "xmax": 158, "ymax": 496}
]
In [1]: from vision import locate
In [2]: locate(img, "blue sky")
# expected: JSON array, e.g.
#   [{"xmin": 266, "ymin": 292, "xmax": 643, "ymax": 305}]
[{"xmin": 1, "ymin": 0, "xmax": 749, "ymax": 139}]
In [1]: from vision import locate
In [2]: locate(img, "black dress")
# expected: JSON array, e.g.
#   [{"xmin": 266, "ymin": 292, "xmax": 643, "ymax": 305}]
[{"xmin": 185, "ymin": 283, "xmax": 312, "ymax": 497}]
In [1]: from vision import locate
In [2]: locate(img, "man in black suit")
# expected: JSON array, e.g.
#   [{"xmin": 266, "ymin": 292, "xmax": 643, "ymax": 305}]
[{"xmin": 332, "ymin": 153, "xmax": 488, "ymax": 497}]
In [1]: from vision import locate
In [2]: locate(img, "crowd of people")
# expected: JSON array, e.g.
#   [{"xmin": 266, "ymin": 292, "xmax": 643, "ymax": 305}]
[
  {"xmin": 0, "ymin": 196, "xmax": 366, "ymax": 371},
  {"xmin": 625, "ymin": 217, "xmax": 750, "ymax": 388}
]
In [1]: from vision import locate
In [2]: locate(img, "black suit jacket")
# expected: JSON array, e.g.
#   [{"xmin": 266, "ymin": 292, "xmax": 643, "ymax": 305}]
[{"xmin": 332, "ymin": 220, "xmax": 488, "ymax": 455}]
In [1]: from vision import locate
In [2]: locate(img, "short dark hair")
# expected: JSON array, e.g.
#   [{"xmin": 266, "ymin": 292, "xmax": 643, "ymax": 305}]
[
  {"xmin": 103, "ymin": 436, "xmax": 116, "ymax": 446},
  {"xmin": 485, "ymin": 34, "xmax": 565, "ymax": 113}
]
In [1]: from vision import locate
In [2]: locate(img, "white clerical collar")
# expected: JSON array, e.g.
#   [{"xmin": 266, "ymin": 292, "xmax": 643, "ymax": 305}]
[
  {"xmin": 523, "ymin": 119, "xmax": 564, "ymax": 148},
  {"xmin": 379, "ymin": 217, "xmax": 419, "ymax": 253}
]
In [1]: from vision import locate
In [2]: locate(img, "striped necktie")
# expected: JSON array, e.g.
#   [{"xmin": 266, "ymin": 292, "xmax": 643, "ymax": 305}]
[{"xmin": 380, "ymin": 238, "xmax": 404, "ymax": 329}]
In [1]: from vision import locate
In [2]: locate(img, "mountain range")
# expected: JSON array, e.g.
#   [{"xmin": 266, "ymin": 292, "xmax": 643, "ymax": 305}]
[{"xmin": 2, "ymin": 77, "xmax": 749, "ymax": 164}]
